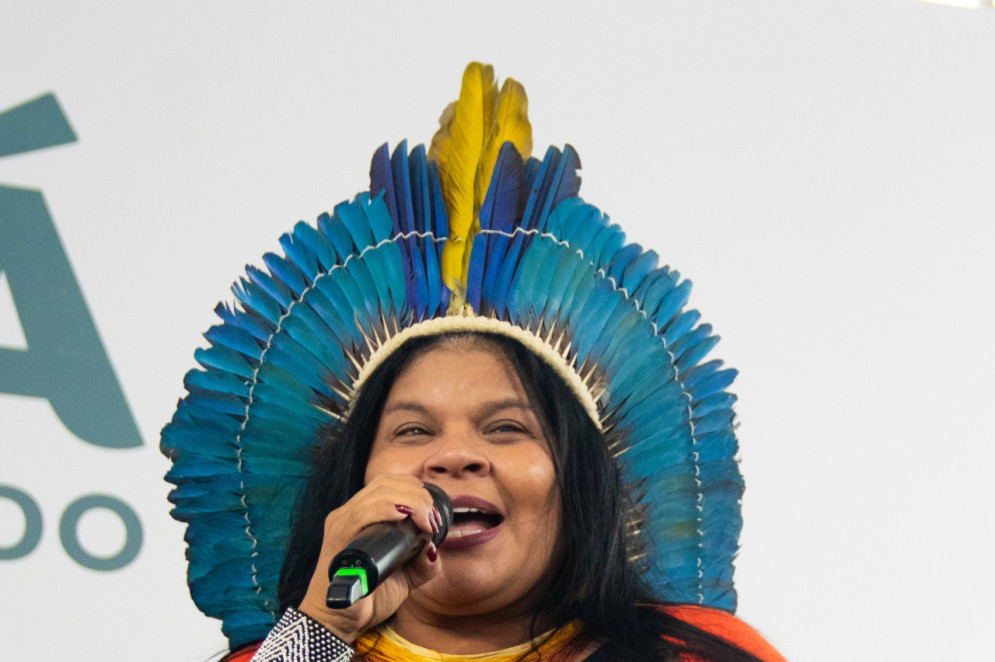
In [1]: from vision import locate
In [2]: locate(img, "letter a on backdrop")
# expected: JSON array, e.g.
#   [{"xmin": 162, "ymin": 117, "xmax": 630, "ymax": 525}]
[{"xmin": 0, "ymin": 94, "xmax": 141, "ymax": 449}]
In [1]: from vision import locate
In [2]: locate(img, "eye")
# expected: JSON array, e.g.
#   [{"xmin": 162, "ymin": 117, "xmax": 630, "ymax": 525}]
[
  {"xmin": 485, "ymin": 420, "xmax": 531, "ymax": 438},
  {"xmin": 396, "ymin": 424, "xmax": 431, "ymax": 437}
]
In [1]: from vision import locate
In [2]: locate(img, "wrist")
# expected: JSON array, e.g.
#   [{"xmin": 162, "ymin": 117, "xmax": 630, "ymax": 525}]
[
  {"xmin": 251, "ymin": 607, "xmax": 354, "ymax": 662},
  {"xmin": 297, "ymin": 598, "xmax": 365, "ymax": 644}
]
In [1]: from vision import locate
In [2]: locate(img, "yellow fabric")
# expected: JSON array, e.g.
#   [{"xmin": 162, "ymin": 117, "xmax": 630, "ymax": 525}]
[{"xmin": 355, "ymin": 621, "xmax": 581, "ymax": 662}]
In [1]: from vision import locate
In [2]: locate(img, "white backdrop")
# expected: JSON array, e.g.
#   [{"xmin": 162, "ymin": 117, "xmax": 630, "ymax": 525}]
[{"xmin": 2, "ymin": 1, "xmax": 993, "ymax": 660}]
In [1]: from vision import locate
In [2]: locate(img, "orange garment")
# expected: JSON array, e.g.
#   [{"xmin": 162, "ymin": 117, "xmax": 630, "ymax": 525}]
[
  {"xmin": 222, "ymin": 648, "xmax": 255, "ymax": 662},
  {"xmin": 660, "ymin": 605, "xmax": 786, "ymax": 662},
  {"xmin": 222, "ymin": 606, "xmax": 785, "ymax": 662}
]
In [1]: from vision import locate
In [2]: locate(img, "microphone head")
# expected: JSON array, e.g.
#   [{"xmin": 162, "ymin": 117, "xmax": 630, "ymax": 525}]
[{"xmin": 423, "ymin": 483, "xmax": 453, "ymax": 547}]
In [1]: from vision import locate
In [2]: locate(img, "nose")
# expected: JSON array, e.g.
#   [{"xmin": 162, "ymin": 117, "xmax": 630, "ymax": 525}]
[{"xmin": 423, "ymin": 435, "xmax": 491, "ymax": 479}]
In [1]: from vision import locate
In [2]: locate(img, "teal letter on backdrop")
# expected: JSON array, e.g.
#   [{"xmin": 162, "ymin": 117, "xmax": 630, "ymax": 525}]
[{"xmin": 0, "ymin": 94, "xmax": 142, "ymax": 449}]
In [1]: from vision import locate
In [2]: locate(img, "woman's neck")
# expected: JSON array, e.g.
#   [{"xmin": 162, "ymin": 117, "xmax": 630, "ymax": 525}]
[{"xmin": 392, "ymin": 605, "xmax": 542, "ymax": 655}]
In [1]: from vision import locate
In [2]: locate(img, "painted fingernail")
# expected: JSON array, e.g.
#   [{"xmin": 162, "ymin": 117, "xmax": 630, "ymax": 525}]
[
  {"xmin": 395, "ymin": 504, "xmax": 414, "ymax": 515},
  {"xmin": 429, "ymin": 513, "xmax": 439, "ymax": 534},
  {"xmin": 426, "ymin": 542, "xmax": 438, "ymax": 563},
  {"xmin": 432, "ymin": 505, "xmax": 443, "ymax": 528}
]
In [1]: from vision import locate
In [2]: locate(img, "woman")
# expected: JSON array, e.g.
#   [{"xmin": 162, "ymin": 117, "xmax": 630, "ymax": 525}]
[
  {"xmin": 256, "ymin": 332, "xmax": 782, "ymax": 661},
  {"xmin": 162, "ymin": 64, "xmax": 784, "ymax": 661}
]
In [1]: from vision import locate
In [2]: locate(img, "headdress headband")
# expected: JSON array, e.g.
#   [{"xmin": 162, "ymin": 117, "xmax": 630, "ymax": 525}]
[{"xmin": 161, "ymin": 63, "xmax": 744, "ymax": 648}]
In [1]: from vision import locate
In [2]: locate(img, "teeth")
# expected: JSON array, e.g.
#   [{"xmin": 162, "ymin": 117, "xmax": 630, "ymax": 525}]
[
  {"xmin": 453, "ymin": 507, "xmax": 484, "ymax": 514},
  {"xmin": 449, "ymin": 530, "xmax": 484, "ymax": 538}
]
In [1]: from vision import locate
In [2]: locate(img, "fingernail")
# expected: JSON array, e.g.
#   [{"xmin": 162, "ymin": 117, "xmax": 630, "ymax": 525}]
[
  {"xmin": 395, "ymin": 504, "xmax": 414, "ymax": 515},
  {"xmin": 432, "ymin": 505, "xmax": 443, "ymax": 528},
  {"xmin": 430, "ymin": 514, "xmax": 439, "ymax": 534},
  {"xmin": 426, "ymin": 542, "xmax": 438, "ymax": 563}
]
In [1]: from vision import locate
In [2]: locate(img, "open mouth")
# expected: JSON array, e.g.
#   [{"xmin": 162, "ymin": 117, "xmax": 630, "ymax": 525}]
[{"xmin": 449, "ymin": 506, "xmax": 504, "ymax": 538}]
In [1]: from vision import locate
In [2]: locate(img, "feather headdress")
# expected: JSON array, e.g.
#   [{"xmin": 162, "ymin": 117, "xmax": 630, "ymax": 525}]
[{"xmin": 161, "ymin": 63, "xmax": 744, "ymax": 648}]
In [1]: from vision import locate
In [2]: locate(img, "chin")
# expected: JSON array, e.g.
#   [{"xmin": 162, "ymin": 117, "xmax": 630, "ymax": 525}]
[{"xmin": 412, "ymin": 561, "xmax": 548, "ymax": 618}]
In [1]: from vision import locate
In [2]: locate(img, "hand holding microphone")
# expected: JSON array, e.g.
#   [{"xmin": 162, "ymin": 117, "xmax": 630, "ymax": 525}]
[{"xmin": 326, "ymin": 482, "xmax": 453, "ymax": 609}]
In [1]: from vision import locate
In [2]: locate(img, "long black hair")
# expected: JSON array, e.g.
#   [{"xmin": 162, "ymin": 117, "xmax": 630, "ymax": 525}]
[{"xmin": 276, "ymin": 332, "xmax": 762, "ymax": 661}]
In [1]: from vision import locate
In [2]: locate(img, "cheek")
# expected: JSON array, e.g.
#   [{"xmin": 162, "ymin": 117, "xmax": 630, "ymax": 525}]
[{"xmin": 505, "ymin": 451, "xmax": 559, "ymax": 520}]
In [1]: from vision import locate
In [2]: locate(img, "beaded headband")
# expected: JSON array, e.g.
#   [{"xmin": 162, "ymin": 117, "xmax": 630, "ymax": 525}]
[{"xmin": 161, "ymin": 63, "xmax": 744, "ymax": 648}]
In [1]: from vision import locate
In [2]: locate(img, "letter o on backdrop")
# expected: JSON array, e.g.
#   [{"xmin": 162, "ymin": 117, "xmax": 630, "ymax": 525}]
[{"xmin": 59, "ymin": 494, "xmax": 143, "ymax": 571}]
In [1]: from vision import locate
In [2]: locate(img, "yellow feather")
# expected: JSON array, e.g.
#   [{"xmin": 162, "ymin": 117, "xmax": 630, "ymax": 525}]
[
  {"xmin": 428, "ymin": 63, "xmax": 532, "ymax": 312},
  {"xmin": 476, "ymin": 78, "xmax": 532, "ymax": 215}
]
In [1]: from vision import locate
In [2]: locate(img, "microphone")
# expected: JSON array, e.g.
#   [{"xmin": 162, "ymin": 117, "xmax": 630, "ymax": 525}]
[{"xmin": 326, "ymin": 483, "xmax": 453, "ymax": 609}]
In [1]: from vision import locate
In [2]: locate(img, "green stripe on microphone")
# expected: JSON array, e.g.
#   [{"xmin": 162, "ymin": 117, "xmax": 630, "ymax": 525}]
[{"xmin": 326, "ymin": 567, "xmax": 370, "ymax": 607}]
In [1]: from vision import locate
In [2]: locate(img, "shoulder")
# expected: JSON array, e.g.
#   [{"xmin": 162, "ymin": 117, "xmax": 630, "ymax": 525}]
[{"xmin": 657, "ymin": 604, "xmax": 787, "ymax": 662}]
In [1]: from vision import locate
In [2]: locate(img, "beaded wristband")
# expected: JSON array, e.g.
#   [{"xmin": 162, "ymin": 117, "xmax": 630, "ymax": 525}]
[{"xmin": 250, "ymin": 607, "xmax": 354, "ymax": 661}]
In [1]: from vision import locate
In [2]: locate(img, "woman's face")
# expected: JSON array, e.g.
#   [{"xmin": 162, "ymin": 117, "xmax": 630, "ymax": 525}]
[{"xmin": 364, "ymin": 344, "xmax": 561, "ymax": 618}]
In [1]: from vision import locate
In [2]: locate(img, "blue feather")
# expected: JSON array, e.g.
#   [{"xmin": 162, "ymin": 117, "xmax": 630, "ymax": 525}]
[
  {"xmin": 654, "ymin": 279, "xmax": 693, "ymax": 329},
  {"xmin": 194, "ymin": 345, "xmax": 255, "ymax": 380},
  {"xmin": 298, "ymin": 285, "xmax": 352, "ymax": 350},
  {"xmin": 361, "ymin": 193, "xmax": 394, "ymax": 245},
  {"xmin": 536, "ymin": 144, "xmax": 581, "ymax": 228},
  {"xmin": 427, "ymin": 160, "xmax": 448, "ymax": 241},
  {"xmin": 465, "ymin": 232, "xmax": 488, "ymax": 312},
  {"xmin": 409, "ymin": 145, "xmax": 430, "ymax": 235},
  {"xmin": 333, "ymin": 197, "xmax": 373, "ymax": 252},
  {"xmin": 588, "ymin": 222, "xmax": 626, "ymax": 271},
  {"xmin": 570, "ymin": 280, "xmax": 620, "ymax": 363},
  {"xmin": 543, "ymin": 245, "xmax": 588, "ymax": 324},
  {"xmin": 184, "ymin": 368, "xmax": 250, "ymax": 399},
  {"xmin": 317, "ymin": 210, "xmax": 355, "ymax": 261},
  {"xmin": 692, "ymin": 391, "xmax": 737, "ymax": 419},
  {"xmin": 683, "ymin": 361, "xmax": 737, "ymax": 398},
  {"xmin": 288, "ymin": 221, "xmax": 336, "ymax": 273},
  {"xmin": 547, "ymin": 198, "xmax": 603, "ymax": 252},
  {"xmin": 213, "ymin": 302, "xmax": 275, "ymax": 342},
  {"xmin": 313, "ymin": 273, "xmax": 366, "ymax": 348},
  {"xmin": 241, "ymin": 268, "xmax": 291, "ymax": 315},
  {"xmin": 423, "ymin": 232, "xmax": 443, "ymax": 317},
  {"xmin": 404, "ymin": 235, "xmax": 430, "ymax": 319},
  {"xmin": 662, "ymin": 309, "xmax": 701, "ymax": 348},
  {"xmin": 470, "ymin": 143, "xmax": 525, "ymax": 312},
  {"xmin": 606, "ymin": 243, "xmax": 643, "ymax": 290},
  {"xmin": 675, "ymin": 331, "xmax": 721, "ymax": 373},
  {"xmin": 619, "ymin": 248, "xmax": 658, "ymax": 293},
  {"xmin": 519, "ymin": 147, "xmax": 557, "ymax": 230},
  {"xmin": 632, "ymin": 267, "xmax": 676, "ymax": 319},
  {"xmin": 479, "ymin": 142, "xmax": 525, "ymax": 232},
  {"xmin": 485, "ymin": 231, "xmax": 527, "ymax": 319},
  {"xmin": 369, "ymin": 143, "xmax": 398, "ymax": 232},
  {"xmin": 337, "ymin": 256, "xmax": 384, "ymax": 336},
  {"xmin": 278, "ymin": 232, "xmax": 315, "ymax": 281},
  {"xmin": 390, "ymin": 140, "xmax": 416, "ymax": 235},
  {"xmin": 480, "ymin": 232, "xmax": 512, "ymax": 314},
  {"xmin": 204, "ymin": 323, "xmax": 262, "ymax": 357},
  {"xmin": 262, "ymin": 253, "xmax": 307, "ymax": 298},
  {"xmin": 506, "ymin": 234, "xmax": 553, "ymax": 323},
  {"xmin": 426, "ymin": 160, "xmax": 450, "ymax": 308}
]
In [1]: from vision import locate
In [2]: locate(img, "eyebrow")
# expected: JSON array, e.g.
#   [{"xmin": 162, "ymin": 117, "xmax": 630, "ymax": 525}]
[{"xmin": 381, "ymin": 398, "xmax": 534, "ymax": 419}]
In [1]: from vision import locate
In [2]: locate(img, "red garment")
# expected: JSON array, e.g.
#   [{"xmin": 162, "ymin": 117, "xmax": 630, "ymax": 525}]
[
  {"xmin": 221, "ymin": 606, "xmax": 785, "ymax": 661},
  {"xmin": 222, "ymin": 648, "xmax": 256, "ymax": 662},
  {"xmin": 660, "ymin": 605, "xmax": 786, "ymax": 662}
]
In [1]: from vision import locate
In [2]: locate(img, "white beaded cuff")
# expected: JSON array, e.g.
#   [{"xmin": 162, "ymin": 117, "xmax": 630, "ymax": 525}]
[{"xmin": 250, "ymin": 607, "xmax": 354, "ymax": 661}]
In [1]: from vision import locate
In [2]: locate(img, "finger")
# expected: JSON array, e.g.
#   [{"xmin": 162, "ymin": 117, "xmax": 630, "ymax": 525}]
[
  {"xmin": 403, "ymin": 541, "xmax": 441, "ymax": 590},
  {"xmin": 360, "ymin": 475, "xmax": 437, "ymax": 535},
  {"xmin": 328, "ymin": 476, "xmax": 435, "ymax": 542}
]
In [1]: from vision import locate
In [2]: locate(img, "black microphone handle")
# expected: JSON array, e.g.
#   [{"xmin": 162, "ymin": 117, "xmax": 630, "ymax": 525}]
[
  {"xmin": 331, "ymin": 518, "xmax": 427, "ymax": 590},
  {"xmin": 326, "ymin": 482, "xmax": 453, "ymax": 608}
]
